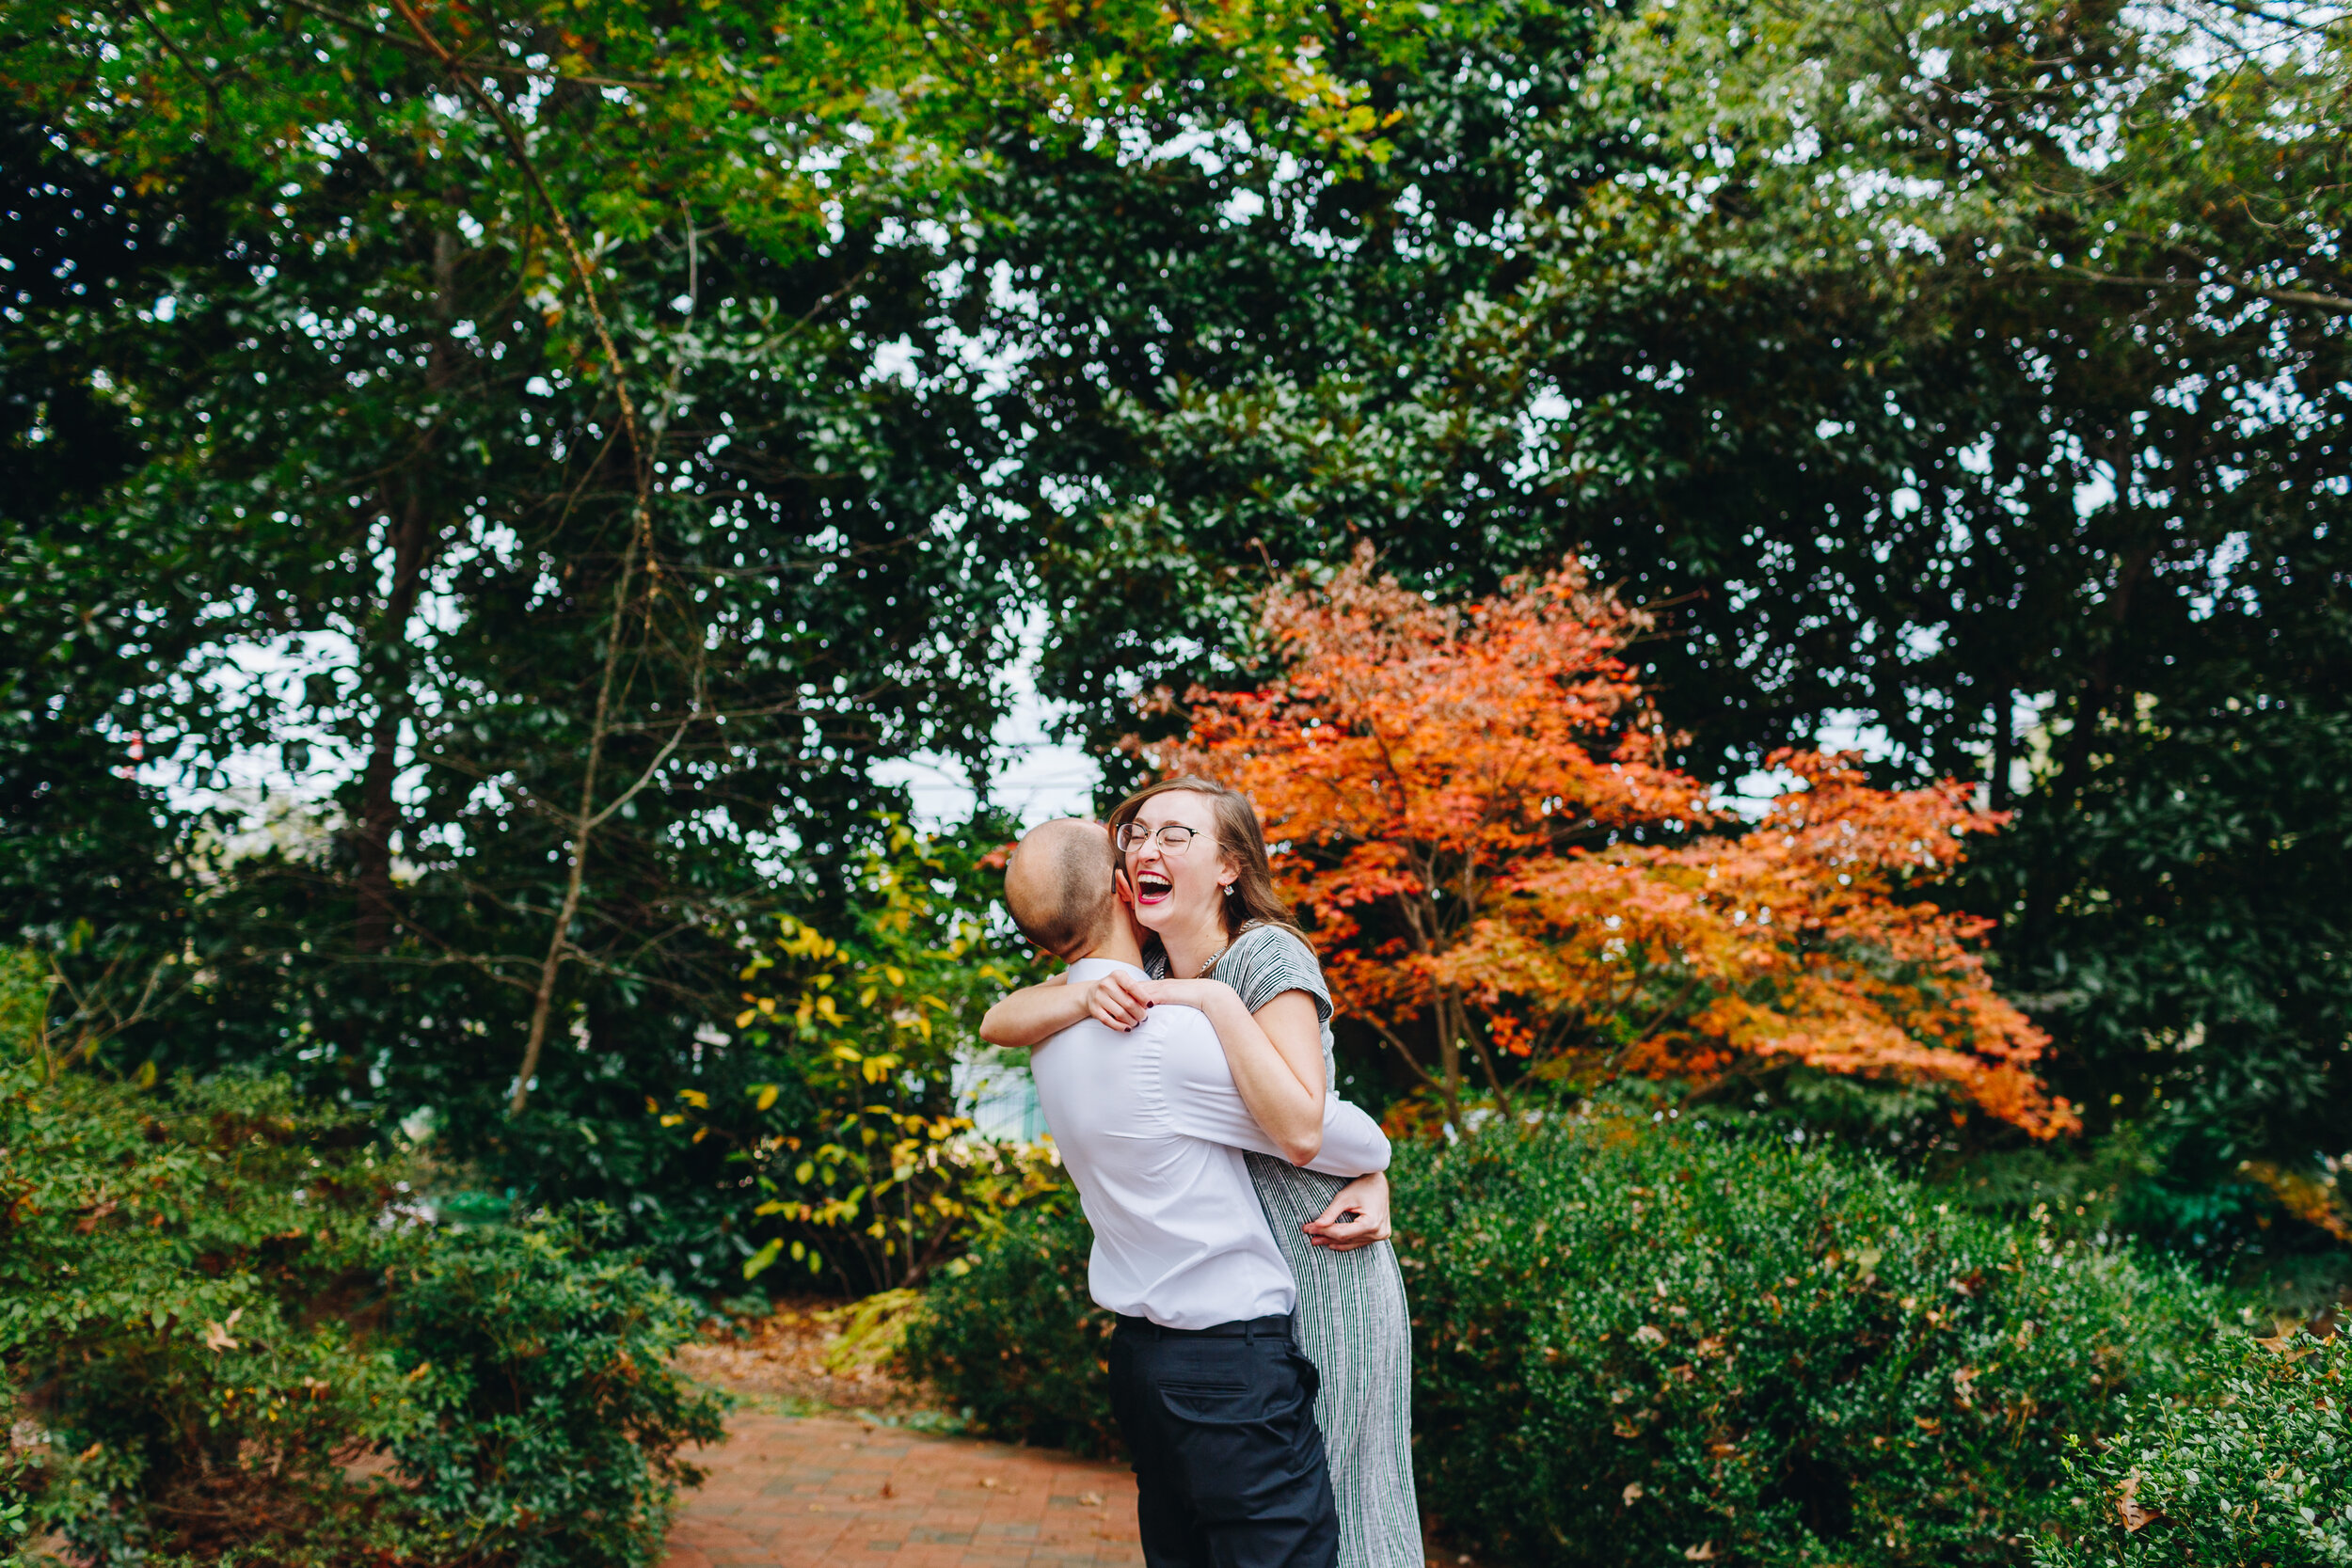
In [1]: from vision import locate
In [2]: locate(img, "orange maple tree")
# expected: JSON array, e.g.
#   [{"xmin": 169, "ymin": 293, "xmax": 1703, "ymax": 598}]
[{"xmin": 1137, "ymin": 545, "xmax": 2077, "ymax": 1138}]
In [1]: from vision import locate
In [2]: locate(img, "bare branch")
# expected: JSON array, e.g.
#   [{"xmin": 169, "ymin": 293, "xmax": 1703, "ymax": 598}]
[
  {"xmin": 1363, "ymin": 1012, "xmax": 1444, "ymax": 1093},
  {"xmin": 512, "ymin": 523, "xmax": 644, "ymax": 1115},
  {"xmin": 2026, "ymin": 248, "xmax": 2352, "ymax": 316},
  {"xmin": 582, "ymin": 708, "xmax": 700, "ymax": 834}
]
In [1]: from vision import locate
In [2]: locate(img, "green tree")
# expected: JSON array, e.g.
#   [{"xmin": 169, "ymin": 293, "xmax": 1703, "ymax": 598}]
[
  {"xmin": 0, "ymin": 0, "xmax": 1396, "ymax": 1284},
  {"xmin": 973, "ymin": 0, "xmax": 2352, "ymax": 1274},
  {"xmin": 1534, "ymin": 0, "xmax": 2352, "ymax": 1271}
]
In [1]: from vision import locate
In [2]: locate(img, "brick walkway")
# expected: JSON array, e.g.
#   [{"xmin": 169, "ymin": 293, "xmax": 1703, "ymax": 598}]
[{"xmin": 661, "ymin": 1412, "xmax": 1145, "ymax": 1568}]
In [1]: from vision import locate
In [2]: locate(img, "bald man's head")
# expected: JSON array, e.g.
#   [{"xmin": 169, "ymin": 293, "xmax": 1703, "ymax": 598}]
[{"xmin": 1005, "ymin": 818, "xmax": 1118, "ymax": 959}]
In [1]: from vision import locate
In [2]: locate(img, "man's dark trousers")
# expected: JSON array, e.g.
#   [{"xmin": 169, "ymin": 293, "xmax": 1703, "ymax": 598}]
[{"xmin": 1107, "ymin": 1314, "xmax": 1340, "ymax": 1568}]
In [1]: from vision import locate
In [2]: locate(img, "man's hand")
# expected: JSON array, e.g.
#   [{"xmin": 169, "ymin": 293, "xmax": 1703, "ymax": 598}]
[
  {"xmin": 1303, "ymin": 1170, "xmax": 1391, "ymax": 1251},
  {"xmin": 1082, "ymin": 969, "xmax": 1154, "ymax": 1031}
]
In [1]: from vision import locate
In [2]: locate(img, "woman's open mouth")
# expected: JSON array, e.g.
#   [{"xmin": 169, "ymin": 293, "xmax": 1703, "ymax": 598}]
[{"xmin": 1133, "ymin": 871, "xmax": 1174, "ymax": 905}]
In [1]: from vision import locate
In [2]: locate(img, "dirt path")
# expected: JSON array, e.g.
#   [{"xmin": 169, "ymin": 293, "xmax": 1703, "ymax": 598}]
[
  {"xmin": 660, "ymin": 1408, "xmax": 1143, "ymax": 1568},
  {"xmin": 663, "ymin": 1306, "xmax": 1143, "ymax": 1568}
]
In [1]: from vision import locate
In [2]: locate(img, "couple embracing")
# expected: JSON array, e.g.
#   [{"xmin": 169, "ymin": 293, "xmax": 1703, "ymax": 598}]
[{"xmin": 982, "ymin": 776, "xmax": 1419, "ymax": 1568}]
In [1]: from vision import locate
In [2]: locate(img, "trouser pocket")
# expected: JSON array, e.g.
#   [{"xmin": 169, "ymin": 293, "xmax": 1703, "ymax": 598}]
[
  {"xmin": 1144, "ymin": 1342, "xmax": 1337, "ymax": 1568},
  {"xmin": 1110, "ymin": 1331, "xmax": 1340, "ymax": 1568}
]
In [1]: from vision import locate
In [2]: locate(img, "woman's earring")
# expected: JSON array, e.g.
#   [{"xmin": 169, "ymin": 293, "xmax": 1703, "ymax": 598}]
[{"xmin": 1223, "ymin": 883, "xmax": 1237, "ymax": 898}]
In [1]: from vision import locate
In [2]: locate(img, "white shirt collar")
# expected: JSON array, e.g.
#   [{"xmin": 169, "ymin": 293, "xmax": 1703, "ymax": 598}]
[{"xmin": 1066, "ymin": 956, "xmax": 1148, "ymax": 984}]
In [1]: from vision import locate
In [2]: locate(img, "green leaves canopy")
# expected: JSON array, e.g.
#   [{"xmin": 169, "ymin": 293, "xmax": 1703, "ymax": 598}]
[
  {"xmin": 967, "ymin": 0, "xmax": 2352, "ymax": 1266},
  {"xmin": 0, "ymin": 0, "xmax": 1396, "ymax": 1280},
  {"xmin": 4, "ymin": 0, "xmax": 2345, "ymax": 1280}
]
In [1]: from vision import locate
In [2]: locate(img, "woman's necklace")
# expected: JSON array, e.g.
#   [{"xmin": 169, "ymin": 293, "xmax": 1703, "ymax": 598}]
[{"xmin": 1192, "ymin": 933, "xmax": 1231, "ymax": 978}]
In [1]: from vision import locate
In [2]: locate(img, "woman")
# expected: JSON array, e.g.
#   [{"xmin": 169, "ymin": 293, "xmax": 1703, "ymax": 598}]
[{"xmin": 979, "ymin": 777, "xmax": 1422, "ymax": 1568}]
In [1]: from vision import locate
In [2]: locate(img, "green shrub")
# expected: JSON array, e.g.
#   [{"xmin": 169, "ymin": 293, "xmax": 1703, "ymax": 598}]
[
  {"xmin": 1401, "ymin": 1114, "xmax": 2230, "ymax": 1567},
  {"xmin": 5, "ymin": 1066, "xmax": 426, "ymax": 1563},
  {"xmin": 0, "ymin": 1040, "xmax": 723, "ymax": 1565},
  {"xmin": 900, "ymin": 1195, "xmax": 1119, "ymax": 1457},
  {"xmin": 2034, "ymin": 1331, "xmax": 2349, "ymax": 1567},
  {"xmin": 913, "ymin": 1112, "xmax": 2240, "ymax": 1563},
  {"xmin": 383, "ymin": 1211, "xmax": 729, "ymax": 1568},
  {"xmin": 611, "ymin": 823, "xmax": 1051, "ymax": 1296}
]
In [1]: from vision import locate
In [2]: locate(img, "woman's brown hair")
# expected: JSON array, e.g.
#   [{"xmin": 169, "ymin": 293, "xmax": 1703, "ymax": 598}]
[{"xmin": 1105, "ymin": 776, "xmax": 1308, "ymax": 945}]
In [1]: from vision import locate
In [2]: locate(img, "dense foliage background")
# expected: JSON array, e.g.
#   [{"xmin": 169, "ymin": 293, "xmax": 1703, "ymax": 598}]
[
  {"xmin": 4, "ymin": 4, "xmax": 2346, "ymax": 1561},
  {"xmin": 2034, "ymin": 1329, "xmax": 2350, "ymax": 1567},
  {"xmin": 4, "ymin": 0, "xmax": 2344, "ymax": 1307},
  {"xmin": 980, "ymin": 0, "xmax": 2352, "ymax": 1291}
]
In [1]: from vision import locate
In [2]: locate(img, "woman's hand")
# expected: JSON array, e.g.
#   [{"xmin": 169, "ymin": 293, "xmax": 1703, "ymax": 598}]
[
  {"xmin": 978, "ymin": 970, "xmax": 1184, "ymax": 1039},
  {"xmin": 1131, "ymin": 976, "xmax": 1240, "ymax": 1012},
  {"xmin": 1303, "ymin": 1170, "xmax": 1391, "ymax": 1252},
  {"xmin": 1086, "ymin": 974, "xmax": 1237, "ymax": 1030},
  {"xmin": 1083, "ymin": 969, "xmax": 1156, "ymax": 1032}
]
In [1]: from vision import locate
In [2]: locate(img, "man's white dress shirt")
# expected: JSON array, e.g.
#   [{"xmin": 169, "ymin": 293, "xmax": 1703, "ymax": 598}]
[{"xmin": 1029, "ymin": 957, "xmax": 1393, "ymax": 1331}]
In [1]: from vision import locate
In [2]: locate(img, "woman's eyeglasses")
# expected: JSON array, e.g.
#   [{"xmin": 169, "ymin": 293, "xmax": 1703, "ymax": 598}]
[{"xmin": 1115, "ymin": 823, "xmax": 1211, "ymax": 855}]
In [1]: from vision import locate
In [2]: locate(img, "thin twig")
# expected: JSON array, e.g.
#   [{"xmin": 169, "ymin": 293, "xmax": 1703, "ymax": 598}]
[
  {"xmin": 511, "ymin": 526, "xmax": 643, "ymax": 1114},
  {"xmin": 126, "ymin": 0, "xmax": 225, "ymax": 114},
  {"xmin": 583, "ymin": 711, "xmax": 694, "ymax": 832},
  {"xmin": 281, "ymin": 0, "xmax": 660, "ymax": 87},
  {"xmin": 1363, "ymin": 1013, "xmax": 1444, "ymax": 1094}
]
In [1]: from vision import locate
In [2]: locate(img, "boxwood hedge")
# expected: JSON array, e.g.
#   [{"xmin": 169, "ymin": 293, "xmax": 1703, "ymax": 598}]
[
  {"xmin": 1403, "ymin": 1114, "xmax": 2230, "ymax": 1566},
  {"xmin": 910, "ymin": 1110, "xmax": 2243, "ymax": 1566},
  {"xmin": 901, "ymin": 1194, "xmax": 1117, "ymax": 1457},
  {"xmin": 2034, "ymin": 1330, "xmax": 2349, "ymax": 1567},
  {"xmin": 1, "ymin": 1048, "xmax": 725, "ymax": 1567}
]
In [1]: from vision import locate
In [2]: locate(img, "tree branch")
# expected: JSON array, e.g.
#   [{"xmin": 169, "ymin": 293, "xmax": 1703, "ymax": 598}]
[
  {"xmin": 511, "ymin": 524, "xmax": 642, "ymax": 1115},
  {"xmin": 1363, "ymin": 1011, "xmax": 1443, "ymax": 1093},
  {"xmin": 2026, "ymin": 249, "xmax": 2352, "ymax": 316},
  {"xmin": 388, "ymin": 0, "xmax": 653, "ymax": 476}
]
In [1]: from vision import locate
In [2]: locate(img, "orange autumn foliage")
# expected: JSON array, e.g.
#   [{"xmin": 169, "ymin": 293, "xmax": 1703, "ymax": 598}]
[{"xmin": 1136, "ymin": 545, "xmax": 2077, "ymax": 1138}]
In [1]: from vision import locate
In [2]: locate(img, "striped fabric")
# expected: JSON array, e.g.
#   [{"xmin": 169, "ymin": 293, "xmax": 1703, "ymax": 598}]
[{"xmin": 1150, "ymin": 925, "xmax": 1424, "ymax": 1568}]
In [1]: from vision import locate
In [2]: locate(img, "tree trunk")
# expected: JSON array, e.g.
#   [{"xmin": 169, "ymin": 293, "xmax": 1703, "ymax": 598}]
[
  {"xmin": 351, "ymin": 488, "xmax": 432, "ymax": 953},
  {"xmin": 2025, "ymin": 534, "xmax": 2153, "ymax": 942},
  {"xmin": 350, "ymin": 229, "xmax": 456, "ymax": 953},
  {"xmin": 2050, "ymin": 539, "xmax": 2153, "ymax": 802},
  {"xmin": 1435, "ymin": 1005, "xmax": 1463, "ymax": 1132},
  {"xmin": 1988, "ymin": 688, "xmax": 2015, "ymax": 815},
  {"xmin": 1432, "ymin": 986, "xmax": 1512, "ymax": 1131}
]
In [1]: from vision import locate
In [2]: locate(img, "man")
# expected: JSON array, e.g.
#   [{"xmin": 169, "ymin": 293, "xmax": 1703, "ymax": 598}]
[{"xmin": 1002, "ymin": 817, "xmax": 1391, "ymax": 1568}]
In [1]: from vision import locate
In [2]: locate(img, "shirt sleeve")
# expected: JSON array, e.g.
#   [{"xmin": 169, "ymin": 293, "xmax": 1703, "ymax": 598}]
[
  {"xmin": 1221, "ymin": 927, "xmax": 1333, "ymax": 1024},
  {"xmin": 1152, "ymin": 1007, "xmax": 1391, "ymax": 1175},
  {"xmin": 1302, "ymin": 1096, "xmax": 1391, "ymax": 1178}
]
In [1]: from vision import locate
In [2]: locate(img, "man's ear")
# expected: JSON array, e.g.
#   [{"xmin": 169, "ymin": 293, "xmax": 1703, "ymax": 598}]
[{"xmin": 1114, "ymin": 866, "xmax": 1136, "ymax": 905}]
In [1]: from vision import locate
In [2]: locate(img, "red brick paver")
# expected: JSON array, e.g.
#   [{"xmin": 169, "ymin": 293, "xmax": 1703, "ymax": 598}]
[{"xmin": 662, "ymin": 1413, "xmax": 1145, "ymax": 1568}]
